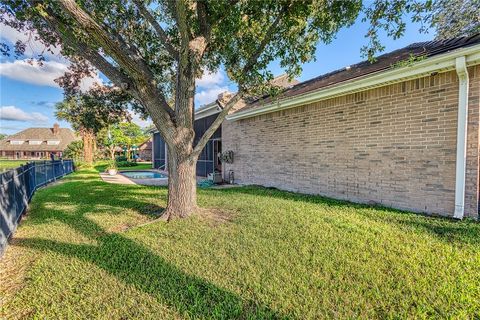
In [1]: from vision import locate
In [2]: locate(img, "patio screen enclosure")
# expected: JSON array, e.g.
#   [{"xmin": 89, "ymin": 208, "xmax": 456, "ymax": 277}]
[{"xmin": 153, "ymin": 113, "xmax": 222, "ymax": 177}]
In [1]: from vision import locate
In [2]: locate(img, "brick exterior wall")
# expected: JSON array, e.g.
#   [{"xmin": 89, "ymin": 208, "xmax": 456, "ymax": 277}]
[
  {"xmin": 223, "ymin": 67, "xmax": 480, "ymax": 218},
  {"xmin": 465, "ymin": 66, "xmax": 480, "ymax": 218}
]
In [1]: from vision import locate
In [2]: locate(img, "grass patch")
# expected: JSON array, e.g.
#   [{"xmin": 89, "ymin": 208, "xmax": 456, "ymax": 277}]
[
  {"xmin": 94, "ymin": 161, "xmax": 153, "ymax": 172},
  {"xmin": 0, "ymin": 160, "xmax": 26, "ymax": 171},
  {"xmin": 1, "ymin": 168, "xmax": 479, "ymax": 319}
]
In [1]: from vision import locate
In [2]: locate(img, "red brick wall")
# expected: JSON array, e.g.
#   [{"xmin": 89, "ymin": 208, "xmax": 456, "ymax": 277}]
[{"xmin": 223, "ymin": 67, "xmax": 480, "ymax": 218}]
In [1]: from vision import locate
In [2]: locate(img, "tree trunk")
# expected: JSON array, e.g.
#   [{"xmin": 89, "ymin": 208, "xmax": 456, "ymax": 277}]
[
  {"xmin": 92, "ymin": 138, "xmax": 97, "ymax": 161},
  {"xmin": 162, "ymin": 145, "xmax": 197, "ymax": 220},
  {"xmin": 82, "ymin": 129, "xmax": 94, "ymax": 164},
  {"xmin": 109, "ymin": 146, "xmax": 115, "ymax": 161}
]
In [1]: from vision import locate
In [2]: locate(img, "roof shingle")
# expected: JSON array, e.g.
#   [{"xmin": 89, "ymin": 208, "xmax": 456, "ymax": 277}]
[
  {"xmin": 0, "ymin": 127, "xmax": 79, "ymax": 151},
  {"xmin": 238, "ymin": 34, "xmax": 480, "ymax": 114}
]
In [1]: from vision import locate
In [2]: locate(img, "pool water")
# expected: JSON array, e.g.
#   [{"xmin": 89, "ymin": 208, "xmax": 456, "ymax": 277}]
[{"xmin": 121, "ymin": 171, "xmax": 167, "ymax": 179}]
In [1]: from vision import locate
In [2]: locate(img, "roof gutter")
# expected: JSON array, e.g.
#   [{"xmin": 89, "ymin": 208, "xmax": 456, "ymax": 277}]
[
  {"xmin": 453, "ymin": 56, "xmax": 470, "ymax": 219},
  {"xmin": 227, "ymin": 44, "xmax": 480, "ymax": 121}
]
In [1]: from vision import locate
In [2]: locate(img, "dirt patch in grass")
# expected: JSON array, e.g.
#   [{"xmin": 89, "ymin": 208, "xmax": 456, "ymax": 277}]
[
  {"xmin": 195, "ymin": 207, "xmax": 237, "ymax": 226},
  {"xmin": 139, "ymin": 204, "xmax": 165, "ymax": 216}
]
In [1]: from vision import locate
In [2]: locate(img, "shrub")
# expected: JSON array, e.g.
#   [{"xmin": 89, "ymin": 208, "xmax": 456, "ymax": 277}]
[
  {"xmin": 74, "ymin": 161, "xmax": 94, "ymax": 170},
  {"xmin": 106, "ymin": 159, "xmax": 117, "ymax": 170},
  {"xmin": 116, "ymin": 161, "xmax": 138, "ymax": 167},
  {"xmin": 63, "ymin": 140, "xmax": 84, "ymax": 161},
  {"xmin": 115, "ymin": 155, "xmax": 128, "ymax": 162}
]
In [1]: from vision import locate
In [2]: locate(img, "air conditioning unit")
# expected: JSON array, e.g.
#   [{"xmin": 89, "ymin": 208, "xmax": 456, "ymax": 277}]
[{"xmin": 207, "ymin": 172, "xmax": 222, "ymax": 184}]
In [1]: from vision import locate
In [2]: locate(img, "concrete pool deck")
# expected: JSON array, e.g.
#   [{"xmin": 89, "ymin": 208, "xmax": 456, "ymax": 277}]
[
  {"xmin": 99, "ymin": 170, "xmax": 207, "ymax": 187},
  {"xmin": 99, "ymin": 169, "xmax": 241, "ymax": 189},
  {"xmin": 99, "ymin": 169, "xmax": 169, "ymax": 186}
]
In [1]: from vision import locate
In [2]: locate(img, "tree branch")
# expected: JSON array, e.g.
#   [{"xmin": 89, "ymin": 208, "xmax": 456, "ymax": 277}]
[
  {"xmin": 38, "ymin": 4, "xmax": 135, "ymax": 93},
  {"xmin": 196, "ymin": 1, "xmax": 210, "ymax": 38},
  {"xmin": 191, "ymin": 90, "xmax": 244, "ymax": 157},
  {"xmin": 54, "ymin": 0, "xmax": 176, "ymax": 124},
  {"xmin": 241, "ymin": 7, "xmax": 286, "ymax": 74},
  {"xmin": 171, "ymin": 0, "xmax": 190, "ymax": 48},
  {"xmin": 57, "ymin": 0, "xmax": 152, "ymax": 80},
  {"xmin": 132, "ymin": 0, "xmax": 179, "ymax": 59},
  {"xmin": 191, "ymin": 4, "xmax": 290, "ymax": 157}
]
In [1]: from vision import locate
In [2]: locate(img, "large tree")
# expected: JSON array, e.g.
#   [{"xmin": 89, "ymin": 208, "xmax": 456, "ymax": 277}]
[
  {"xmin": 55, "ymin": 85, "xmax": 130, "ymax": 164},
  {"xmin": 1, "ymin": 0, "xmax": 433, "ymax": 219}
]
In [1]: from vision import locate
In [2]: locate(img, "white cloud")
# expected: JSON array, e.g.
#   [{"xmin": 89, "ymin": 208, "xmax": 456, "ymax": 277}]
[
  {"xmin": 1, "ymin": 15, "xmax": 101, "ymax": 91},
  {"xmin": 79, "ymin": 74, "xmax": 102, "ymax": 92},
  {"xmin": 0, "ymin": 105, "xmax": 49, "ymax": 123},
  {"xmin": 0, "ymin": 59, "xmax": 68, "ymax": 87},
  {"xmin": 195, "ymin": 85, "xmax": 229, "ymax": 106},
  {"xmin": 129, "ymin": 110, "xmax": 152, "ymax": 128},
  {"xmin": 196, "ymin": 70, "xmax": 224, "ymax": 88},
  {"xmin": 0, "ymin": 59, "xmax": 102, "ymax": 90},
  {"xmin": 0, "ymin": 20, "xmax": 62, "ymax": 59}
]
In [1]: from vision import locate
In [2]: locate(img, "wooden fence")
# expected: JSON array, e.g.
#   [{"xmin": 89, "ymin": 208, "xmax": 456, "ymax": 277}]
[{"xmin": 0, "ymin": 160, "xmax": 74, "ymax": 256}]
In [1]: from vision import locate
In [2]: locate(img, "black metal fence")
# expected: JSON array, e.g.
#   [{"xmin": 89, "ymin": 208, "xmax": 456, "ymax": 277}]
[{"xmin": 0, "ymin": 160, "xmax": 74, "ymax": 256}]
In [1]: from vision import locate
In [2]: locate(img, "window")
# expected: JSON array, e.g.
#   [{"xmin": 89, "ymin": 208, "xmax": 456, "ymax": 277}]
[
  {"xmin": 29, "ymin": 140, "xmax": 42, "ymax": 145},
  {"xmin": 10, "ymin": 140, "xmax": 24, "ymax": 145},
  {"xmin": 47, "ymin": 140, "xmax": 60, "ymax": 145}
]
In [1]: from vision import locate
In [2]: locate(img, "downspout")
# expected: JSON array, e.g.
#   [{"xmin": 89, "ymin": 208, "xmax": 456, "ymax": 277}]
[{"xmin": 454, "ymin": 56, "xmax": 469, "ymax": 219}]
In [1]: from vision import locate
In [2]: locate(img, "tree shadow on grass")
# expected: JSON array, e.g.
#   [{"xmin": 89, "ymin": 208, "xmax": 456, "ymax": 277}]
[
  {"xmin": 210, "ymin": 185, "xmax": 380, "ymax": 208},
  {"xmin": 13, "ymin": 180, "xmax": 284, "ymax": 319},
  {"xmin": 375, "ymin": 216, "xmax": 480, "ymax": 246}
]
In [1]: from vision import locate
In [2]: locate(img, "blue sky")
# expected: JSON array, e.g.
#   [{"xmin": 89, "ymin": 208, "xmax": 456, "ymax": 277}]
[{"xmin": 0, "ymin": 15, "xmax": 433, "ymax": 136}]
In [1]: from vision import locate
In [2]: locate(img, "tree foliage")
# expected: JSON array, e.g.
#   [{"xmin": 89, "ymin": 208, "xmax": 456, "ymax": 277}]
[
  {"xmin": 62, "ymin": 140, "xmax": 83, "ymax": 160},
  {"xmin": 106, "ymin": 122, "xmax": 148, "ymax": 160},
  {"xmin": 55, "ymin": 85, "xmax": 131, "ymax": 134},
  {"xmin": 427, "ymin": 0, "xmax": 480, "ymax": 39},
  {"xmin": 55, "ymin": 85, "xmax": 131, "ymax": 163}
]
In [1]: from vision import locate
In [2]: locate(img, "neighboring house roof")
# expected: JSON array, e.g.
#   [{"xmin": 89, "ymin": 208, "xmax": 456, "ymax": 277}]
[
  {"xmin": 0, "ymin": 126, "xmax": 78, "ymax": 152},
  {"xmin": 228, "ymin": 34, "xmax": 480, "ymax": 120},
  {"xmin": 139, "ymin": 138, "xmax": 152, "ymax": 151}
]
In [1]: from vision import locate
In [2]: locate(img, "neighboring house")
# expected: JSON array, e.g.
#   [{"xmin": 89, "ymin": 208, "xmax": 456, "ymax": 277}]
[
  {"xmin": 154, "ymin": 35, "xmax": 480, "ymax": 220},
  {"xmin": 138, "ymin": 138, "xmax": 152, "ymax": 161},
  {"xmin": 0, "ymin": 124, "xmax": 78, "ymax": 160}
]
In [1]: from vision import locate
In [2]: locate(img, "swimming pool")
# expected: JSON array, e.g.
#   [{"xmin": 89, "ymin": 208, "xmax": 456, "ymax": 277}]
[{"xmin": 120, "ymin": 171, "xmax": 167, "ymax": 179}]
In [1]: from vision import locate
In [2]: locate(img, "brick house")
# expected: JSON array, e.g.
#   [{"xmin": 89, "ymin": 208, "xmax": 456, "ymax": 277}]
[
  {"xmin": 153, "ymin": 35, "xmax": 480, "ymax": 219},
  {"xmin": 0, "ymin": 124, "xmax": 78, "ymax": 160}
]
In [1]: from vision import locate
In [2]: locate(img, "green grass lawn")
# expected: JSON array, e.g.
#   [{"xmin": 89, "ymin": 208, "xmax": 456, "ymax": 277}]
[
  {"xmin": 0, "ymin": 160, "xmax": 27, "ymax": 171},
  {"xmin": 94, "ymin": 161, "xmax": 153, "ymax": 172},
  {"xmin": 1, "ymin": 168, "xmax": 479, "ymax": 319}
]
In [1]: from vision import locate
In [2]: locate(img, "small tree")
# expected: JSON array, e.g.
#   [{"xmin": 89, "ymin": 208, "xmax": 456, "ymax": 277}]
[
  {"xmin": 2, "ymin": 0, "xmax": 435, "ymax": 219},
  {"xmin": 55, "ymin": 86, "xmax": 130, "ymax": 164},
  {"xmin": 100, "ymin": 122, "xmax": 148, "ymax": 161},
  {"xmin": 97, "ymin": 128, "xmax": 116, "ymax": 161},
  {"xmin": 63, "ymin": 140, "xmax": 83, "ymax": 161}
]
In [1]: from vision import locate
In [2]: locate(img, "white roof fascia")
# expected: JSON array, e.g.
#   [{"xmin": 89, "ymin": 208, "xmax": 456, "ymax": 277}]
[{"xmin": 227, "ymin": 44, "xmax": 480, "ymax": 121}]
